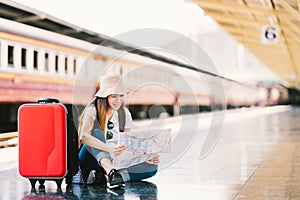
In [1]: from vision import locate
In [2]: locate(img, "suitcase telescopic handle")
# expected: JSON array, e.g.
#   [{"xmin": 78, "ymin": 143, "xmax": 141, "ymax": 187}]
[{"xmin": 38, "ymin": 98, "xmax": 59, "ymax": 104}]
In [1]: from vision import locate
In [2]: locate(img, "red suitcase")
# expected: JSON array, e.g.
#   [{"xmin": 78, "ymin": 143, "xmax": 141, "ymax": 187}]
[{"xmin": 18, "ymin": 99, "xmax": 68, "ymax": 190}]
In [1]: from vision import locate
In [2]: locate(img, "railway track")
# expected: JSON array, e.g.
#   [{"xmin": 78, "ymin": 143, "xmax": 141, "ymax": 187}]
[{"xmin": 0, "ymin": 132, "xmax": 18, "ymax": 148}]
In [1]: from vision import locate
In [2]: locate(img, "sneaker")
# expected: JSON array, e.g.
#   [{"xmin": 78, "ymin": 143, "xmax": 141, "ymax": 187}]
[{"xmin": 107, "ymin": 169, "xmax": 125, "ymax": 189}]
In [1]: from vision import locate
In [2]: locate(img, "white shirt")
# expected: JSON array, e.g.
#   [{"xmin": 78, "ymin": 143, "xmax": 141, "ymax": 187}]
[{"xmin": 85, "ymin": 104, "xmax": 132, "ymax": 144}]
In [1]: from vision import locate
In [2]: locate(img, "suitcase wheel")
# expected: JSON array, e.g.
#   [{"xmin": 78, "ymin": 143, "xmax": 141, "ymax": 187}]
[
  {"xmin": 38, "ymin": 179, "xmax": 45, "ymax": 185},
  {"xmin": 28, "ymin": 178, "xmax": 63, "ymax": 192},
  {"xmin": 29, "ymin": 179, "xmax": 37, "ymax": 191},
  {"xmin": 55, "ymin": 179, "xmax": 63, "ymax": 191}
]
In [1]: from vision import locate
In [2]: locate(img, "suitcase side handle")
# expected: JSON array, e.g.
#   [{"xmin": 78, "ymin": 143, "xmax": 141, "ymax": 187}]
[{"xmin": 38, "ymin": 98, "xmax": 59, "ymax": 104}]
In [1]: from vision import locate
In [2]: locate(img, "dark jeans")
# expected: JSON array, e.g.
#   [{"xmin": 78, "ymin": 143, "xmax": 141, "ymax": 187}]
[{"xmin": 78, "ymin": 129, "xmax": 158, "ymax": 182}]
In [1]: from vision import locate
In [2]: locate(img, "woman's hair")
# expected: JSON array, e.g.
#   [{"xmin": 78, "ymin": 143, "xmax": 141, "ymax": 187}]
[
  {"xmin": 94, "ymin": 97, "xmax": 110, "ymax": 132},
  {"xmin": 78, "ymin": 96, "xmax": 109, "ymax": 143}
]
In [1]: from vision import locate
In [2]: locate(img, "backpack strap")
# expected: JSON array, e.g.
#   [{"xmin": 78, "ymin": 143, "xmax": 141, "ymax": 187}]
[{"xmin": 117, "ymin": 106, "xmax": 126, "ymax": 132}]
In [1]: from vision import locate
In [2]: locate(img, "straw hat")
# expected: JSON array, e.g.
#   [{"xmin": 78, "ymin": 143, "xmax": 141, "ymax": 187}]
[{"xmin": 95, "ymin": 73, "xmax": 128, "ymax": 98}]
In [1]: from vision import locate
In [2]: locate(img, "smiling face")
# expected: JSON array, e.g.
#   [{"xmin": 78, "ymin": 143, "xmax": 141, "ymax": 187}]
[{"xmin": 108, "ymin": 94, "xmax": 124, "ymax": 111}]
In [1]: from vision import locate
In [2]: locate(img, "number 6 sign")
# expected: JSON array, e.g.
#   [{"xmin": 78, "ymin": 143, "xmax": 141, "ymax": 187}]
[{"xmin": 261, "ymin": 25, "xmax": 280, "ymax": 44}]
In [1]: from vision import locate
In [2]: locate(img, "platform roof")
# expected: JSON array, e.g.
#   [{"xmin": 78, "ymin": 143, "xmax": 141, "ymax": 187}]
[{"xmin": 190, "ymin": 0, "xmax": 300, "ymax": 88}]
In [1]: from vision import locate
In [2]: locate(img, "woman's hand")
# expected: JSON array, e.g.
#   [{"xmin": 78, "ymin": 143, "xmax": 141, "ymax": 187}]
[
  {"xmin": 109, "ymin": 144, "xmax": 126, "ymax": 157},
  {"xmin": 146, "ymin": 154, "xmax": 160, "ymax": 165}
]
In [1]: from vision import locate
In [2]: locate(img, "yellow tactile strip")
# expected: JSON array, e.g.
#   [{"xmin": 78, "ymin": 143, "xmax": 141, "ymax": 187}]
[{"xmin": 235, "ymin": 143, "xmax": 300, "ymax": 199}]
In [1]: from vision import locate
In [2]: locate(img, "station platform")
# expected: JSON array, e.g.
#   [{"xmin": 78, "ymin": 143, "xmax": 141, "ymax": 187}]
[{"xmin": 0, "ymin": 105, "xmax": 299, "ymax": 200}]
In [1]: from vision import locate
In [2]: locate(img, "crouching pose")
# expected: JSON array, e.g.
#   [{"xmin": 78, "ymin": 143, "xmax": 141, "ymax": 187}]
[{"xmin": 78, "ymin": 73, "xmax": 159, "ymax": 188}]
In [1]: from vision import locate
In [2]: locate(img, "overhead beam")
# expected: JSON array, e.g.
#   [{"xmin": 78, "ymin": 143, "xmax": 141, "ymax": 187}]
[
  {"xmin": 277, "ymin": 0, "xmax": 300, "ymax": 22},
  {"xmin": 207, "ymin": 12, "xmax": 291, "ymax": 29},
  {"xmin": 191, "ymin": 0, "xmax": 292, "ymax": 18},
  {"xmin": 16, "ymin": 14, "xmax": 46, "ymax": 23}
]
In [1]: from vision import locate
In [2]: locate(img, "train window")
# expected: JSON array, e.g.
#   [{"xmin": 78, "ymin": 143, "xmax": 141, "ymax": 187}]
[
  {"xmin": 33, "ymin": 50, "xmax": 38, "ymax": 70},
  {"xmin": 21, "ymin": 48, "xmax": 26, "ymax": 68},
  {"xmin": 45, "ymin": 53, "xmax": 49, "ymax": 72},
  {"xmin": 8, "ymin": 45, "xmax": 14, "ymax": 67},
  {"xmin": 73, "ymin": 59, "xmax": 77, "ymax": 74},
  {"xmin": 64, "ymin": 57, "xmax": 68, "ymax": 73},
  {"xmin": 55, "ymin": 55, "xmax": 59, "ymax": 72}
]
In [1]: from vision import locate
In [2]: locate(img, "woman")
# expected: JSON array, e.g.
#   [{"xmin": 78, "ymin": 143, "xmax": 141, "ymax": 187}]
[{"xmin": 78, "ymin": 73, "xmax": 159, "ymax": 189}]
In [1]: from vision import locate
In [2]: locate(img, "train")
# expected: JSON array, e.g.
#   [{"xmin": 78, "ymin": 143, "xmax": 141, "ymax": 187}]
[{"xmin": 0, "ymin": 1, "xmax": 287, "ymax": 133}]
